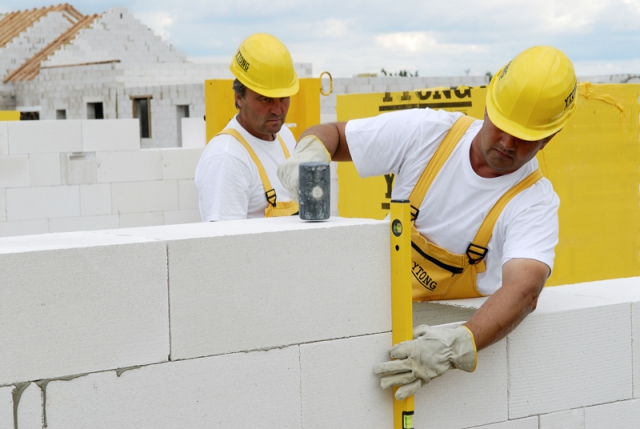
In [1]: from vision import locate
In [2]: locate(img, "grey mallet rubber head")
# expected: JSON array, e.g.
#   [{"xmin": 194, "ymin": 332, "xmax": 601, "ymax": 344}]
[{"xmin": 298, "ymin": 162, "xmax": 330, "ymax": 221}]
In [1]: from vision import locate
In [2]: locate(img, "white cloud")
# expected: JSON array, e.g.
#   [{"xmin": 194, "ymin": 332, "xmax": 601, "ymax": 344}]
[
  {"xmin": 376, "ymin": 32, "xmax": 437, "ymax": 52},
  {"xmin": 376, "ymin": 32, "xmax": 487, "ymax": 55}
]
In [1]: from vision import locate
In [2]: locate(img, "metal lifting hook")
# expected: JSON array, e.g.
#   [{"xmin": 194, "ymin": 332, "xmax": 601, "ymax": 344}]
[{"xmin": 319, "ymin": 71, "xmax": 333, "ymax": 96}]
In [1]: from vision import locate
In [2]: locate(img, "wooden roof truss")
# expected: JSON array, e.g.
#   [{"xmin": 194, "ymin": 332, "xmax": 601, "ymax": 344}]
[{"xmin": 3, "ymin": 10, "xmax": 99, "ymax": 83}]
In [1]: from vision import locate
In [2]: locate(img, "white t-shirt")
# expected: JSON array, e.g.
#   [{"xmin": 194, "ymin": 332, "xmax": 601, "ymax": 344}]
[
  {"xmin": 195, "ymin": 116, "xmax": 297, "ymax": 221},
  {"xmin": 345, "ymin": 108, "xmax": 560, "ymax": 295}
]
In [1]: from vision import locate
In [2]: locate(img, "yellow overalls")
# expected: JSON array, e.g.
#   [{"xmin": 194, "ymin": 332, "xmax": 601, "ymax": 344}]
[
  {"xmin": 218, "ymin": 128, "xmax": 299, "ymax": 217},
  {"xmin": 409, "ymin": 115, "xmax": 544, "ymax": 301}
]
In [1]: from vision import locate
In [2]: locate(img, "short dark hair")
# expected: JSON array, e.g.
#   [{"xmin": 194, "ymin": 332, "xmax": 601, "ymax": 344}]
[{"xmin": 233, "ymin": 79, "xmax": 245, "ymax": 109}]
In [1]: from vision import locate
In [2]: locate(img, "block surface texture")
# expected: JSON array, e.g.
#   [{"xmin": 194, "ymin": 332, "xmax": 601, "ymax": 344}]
[
  {"xmin": 134, "ymin": 217, "xmax": 388, "ymax": 359},
  {"xmin": 0, "ymin": 231, "xmax": 170, "ymax": 384},
  {"xmin": 44, "ymin": 347, "xmax": 301, "ymax": 429}
]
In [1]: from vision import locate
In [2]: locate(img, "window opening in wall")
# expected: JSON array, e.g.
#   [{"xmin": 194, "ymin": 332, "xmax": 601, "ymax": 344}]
[
  {"xmin": 87, "ymin": 102, "xmax": 104, "ymax": 119},
  {"xmin": 20, "ymin": 111, "xmax": 39, "ymax": 120},
  {"xmin": 132, "ymin": 96, "xmax": 152, "ymax": 138},
  {"xmin": 176, "ymin": 104, "xmax": 190, "ymax": 147},
  {"xmin": 56, "ymin": 109, "xmax": 67, "ymax": 120}
]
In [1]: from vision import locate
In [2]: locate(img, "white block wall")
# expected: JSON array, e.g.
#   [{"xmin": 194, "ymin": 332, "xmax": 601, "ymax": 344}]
[
  {"xmin": 44, "ymin": 8, "xmax": 186, "ymax": 68},
  {"xmin": 0, "ymin": 218, "xmax": 639, "ymax": 429},
  {"xmin": 0, "ymin": 119, "xmax": 203, "ymax": 237},
  {"xmin": 0, "ymin": 118, "xmax": 343, "ymax": 237}
]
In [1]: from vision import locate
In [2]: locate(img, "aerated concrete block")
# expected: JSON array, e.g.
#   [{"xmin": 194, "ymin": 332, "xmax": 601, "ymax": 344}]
[
  {"xmin": 0, "ymin": 219, "xmax": 48, "ymax": 237},
  {"xmin": 111, "ymin": 181, "xmax": 178, "ymax": 214},
  {"xmin": 414, "ymin": 337, "xmax": 508, "ymax": 429},
  {"xmin": 584, "ymin": 399, "xmax": 640, "ymax": 429},
  {"xmin": 119, "ymin": 212, "xmax": 164, "ymax": 228},
  {"xmin": 300, "ymin": 333, "xmax": 392, "ymax": 428},
  {"xmin": 0, "ymin": 232, "xmax": 169, "ymax": 385},
  {"xmin": 0, "ymin": 386, "xmax": 12, "ymax": 429},
  {"xmin": 6, "ymin": 185, "xmax": 80, "ymax": 221},
  {"xmin": 97, "ymin": 150, "xmax": 163, "ymax": 183},
  {"xmin": 161, "ymin": 148, "xmax": 202, "ymax": 180},
  {"xmin": 0, "ymin": 155, "xmax": 29, "ymax": 188},
  {"xmin": 49, "ymin": 214, "xmax": 119, "ymax": 233},
  {"xmin": 44, "ymin": 347, "xmax": 301, "ymax": 429},
  {"xmin": 80, "ymin": 183, "xmax": 112, "ymax": 216},
  {"xmin": 82, "ymin": 119, "xmax": 139, "ymax": 151},
  {"xmin": 634, "ymin": 302, "xmax": 640, "ymax": 398},
  {"xmin": 102, "ymin": 217, "xmax": 390, "ymax": 360},
  {"xmin": 15, "ymin": 382, "xmax": 41, "ymax": 429},
  {"xmin": 60, "ymin": 152, "xmax": 97, "ymax": 185},
  {"xmin": 550, "ymin": 278, "xmax": 640, "ymax": 399},
  {"xmin": 0, "ymin": 189, "xmax": 5, "ymax": 222},
  {"xmin": 508, "ymin": 289, "xmax": 632, "ymax": 418},
  {"xmin": 467, "ymin": 417, "xmax": 538, "ymax": 429},
  {"xmin": 0, "ymin": 122, "xmax": 7, "ymax": 155},
  {"xmin": 181, "ymin": 117, "xmax": 206, "ymax": 148},
  {"xmin": 8, "ymin": 120, "xmax": 82, "ymax": 154},
  {"xmin": 163, "ymin": 209, "xmax": 200, "ymax": 225},
  {"xmin": 178, "ymin": 179, "xmax": 198, "ymax": 210},
  {"xmin": 539, "ymin": 408, "xmax": 584, "ymax": 429},
  {"xmin": 29, "ymin": 153, "xmax": 61, "ymax": 186}
]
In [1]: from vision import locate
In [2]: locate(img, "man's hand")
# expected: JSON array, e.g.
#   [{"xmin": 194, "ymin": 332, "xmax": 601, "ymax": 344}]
[
  {"xmin": 277, "ymin": 136, "xmax": 331, "ymax": 202},
  {"xmin": 373, "ymin": 325, "xmax": 477, "ymax": 400}
]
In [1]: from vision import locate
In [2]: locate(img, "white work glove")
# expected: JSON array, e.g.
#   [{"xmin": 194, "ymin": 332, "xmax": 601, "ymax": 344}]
[
  {"xmin": 277, "ymin": 135, "xmax": 331, "ymax": 202},
  {"xmin": 373, "ymin": 325, "xmax": 477, "ymax": 400}
]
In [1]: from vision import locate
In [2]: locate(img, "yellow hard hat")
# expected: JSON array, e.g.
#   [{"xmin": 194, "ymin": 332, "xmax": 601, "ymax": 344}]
[
  {"xmin": 486, "ymin": 46, "xmax": 577, "ymax": 141},
  {"xmin": 230, "ymin": 33, "xmax": 299, "ymax": 98}
]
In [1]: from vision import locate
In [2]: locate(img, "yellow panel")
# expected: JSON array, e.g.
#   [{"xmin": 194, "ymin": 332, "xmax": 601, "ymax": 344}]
[
  {"xmin": 285, "ymin": 78, "xmax": 322, "ymax": 141},
  {"xmin": 335, "ymin": 83, "xmax": 640, "ymax": 285},
  {"xmin": 0, "ymin": 111, "xmax": 20, "ymax": 121},
  {"xmin": 539, "ymin": 83, "xmax": 640, "ymax": 285},
  {"xmin": 204, "ymin": 78, "xmax": 321, "ymax": 144},
  {"xmin": 205, "ymin": 79, "xmax": 236, "ymax": 144}
]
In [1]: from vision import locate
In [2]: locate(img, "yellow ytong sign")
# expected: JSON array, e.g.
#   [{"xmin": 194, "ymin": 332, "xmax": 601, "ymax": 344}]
[{"xmin": 336, "ymin": 83, "xmax": 640, "ymax": 286}]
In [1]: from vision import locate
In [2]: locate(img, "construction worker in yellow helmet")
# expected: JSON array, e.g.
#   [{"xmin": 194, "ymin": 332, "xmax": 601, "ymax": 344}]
[
  {"xmin": 278, "ymin": 46, "xmax": 578, "ymax": 399},
  {"xmin": 195, "ymin": 33, "xmax": 300, "ymax": 221}
]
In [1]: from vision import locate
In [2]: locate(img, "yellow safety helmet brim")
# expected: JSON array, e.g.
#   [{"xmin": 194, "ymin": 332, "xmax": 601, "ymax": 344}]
[
  {"xmin": 230, "ymin": 33, "xmax": 299, "ymax": 99},
  {"xmin": 486, "ymin": 46, "xmax": 578, "ymax": 141}
]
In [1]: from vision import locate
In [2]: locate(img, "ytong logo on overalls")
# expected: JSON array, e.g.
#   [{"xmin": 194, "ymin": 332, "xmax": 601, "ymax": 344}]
[{"xmin": 412, "ymin": 261, "xmax": 438, "ymax": 291}]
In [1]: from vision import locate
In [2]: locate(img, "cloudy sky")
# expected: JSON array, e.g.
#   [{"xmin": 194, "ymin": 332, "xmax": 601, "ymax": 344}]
[{"xmin": 2, "ymin": 0, "xmax": 640, "ymax": 78}]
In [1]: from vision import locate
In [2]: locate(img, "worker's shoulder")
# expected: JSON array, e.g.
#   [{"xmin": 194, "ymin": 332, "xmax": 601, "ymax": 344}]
[
  {"xmin": 200, "ymin": 132, "xmax": 253, "ymax": 163},
  {"xmin": 360, "ymin": 107, "xmax": 466, "ymax": 129},
  {"xmin": 503, "ymin": 175, "xmax": 560, "ymax": 221}
]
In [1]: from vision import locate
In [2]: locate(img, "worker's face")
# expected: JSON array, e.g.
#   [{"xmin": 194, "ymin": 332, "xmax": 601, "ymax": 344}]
[
  {"xmin": 235, "ymin": 87, "xmax": 290, "ymax": 141},
  {"xmin": 473, "ymin": 109, "xmax": 553, "ymax": 177}
]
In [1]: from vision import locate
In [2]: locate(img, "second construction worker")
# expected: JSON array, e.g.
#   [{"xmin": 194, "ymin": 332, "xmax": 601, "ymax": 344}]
[
  {"xmin": 278, "ymin": 46, "xmax": 578, "ymax": 400},
  {"xmin": 195, "ymin": 33, "xmax": 299, "ymax": 221}
]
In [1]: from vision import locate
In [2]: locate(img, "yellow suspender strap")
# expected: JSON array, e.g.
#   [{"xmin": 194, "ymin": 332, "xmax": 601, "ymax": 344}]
[
  {"xmin": 469, "ymin": 169, "xmax": 544, "ymax": 258},
  {"xmin": 217, "ymin": 128, "xmax": 290, "ymax": 207},
  {"xmin": 408, "ymin": 115, "xmax": 476, "ymax": 220}
]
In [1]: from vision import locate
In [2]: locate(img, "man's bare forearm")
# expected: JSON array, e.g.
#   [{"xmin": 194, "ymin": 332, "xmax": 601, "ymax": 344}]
[{"xmin": 463, "ymin": 258, "xmax": 548, "ymax": 350}]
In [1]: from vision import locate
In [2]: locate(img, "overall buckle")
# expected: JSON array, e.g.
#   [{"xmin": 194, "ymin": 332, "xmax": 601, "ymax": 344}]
[
  {"xmin": 466, "ymin": 243, "xmax": 488, "ymax": 264},
  {"xmin": 265, "ymin": 189, "xmax": 277, "ymax": 207}
]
